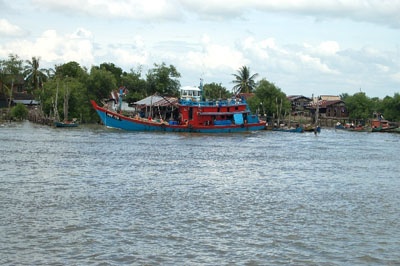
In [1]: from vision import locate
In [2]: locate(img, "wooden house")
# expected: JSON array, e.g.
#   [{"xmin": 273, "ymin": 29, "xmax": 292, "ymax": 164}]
[
  {"xmin": 0, "ymin": 75, "xmax": 35, "ymax": 108},
  {"xmin": 307, "ymin": 98, "xmax": 348, "ymax": 118},
  {"xmin": 287, "ymin": 95, "xmax": 312, "ymax": 116}
]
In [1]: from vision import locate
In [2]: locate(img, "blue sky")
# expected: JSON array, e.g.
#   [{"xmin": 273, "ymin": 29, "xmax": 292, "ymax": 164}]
[{"xmin": 1, "ymin": 0, "xmax": 399, "ymax": 98}]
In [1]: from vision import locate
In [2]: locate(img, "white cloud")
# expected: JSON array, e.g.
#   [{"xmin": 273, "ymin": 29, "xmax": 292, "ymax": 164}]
[
  {"xmin": 0, "ymin": 19, "xmax": 25, "ymax": 36},
  {"xmin": 112, "ymin": 48, "xmax": 148, "ymax": 66},
  {"xmin": 180, "ymin": 0, "xmax": 400, "ymax": 28},
  {"xmin": 2, "ymin": 0, "xmax": 400, "ymax": 97},
  {"xmin": 0, "ymin": 28, "xmax": 95, "ymax": 67},
  {"xmin": 243, "ymin": 37, "xmax": 269, "ymax": 60},
  {"xmin": 31, "ymin": 0, "xmax": 400, "ymax": 28},
  {"xmin": 303, "ymin": 41, "xmax": 340, "ymax": 56},
  {"xmin": 317, "ymin": 41, "xmax": 340, "ymax": 55},
  {"xmin": 296, "ymin": 52, "xmax": 339, "ymax": 74},
  {"xmin": 391, "ymin": 72, "xmax": 400, "ymax": 82},
  {"xmin": 186, "ymin": 42, "xmax": 246, "ymax": 71},
  {"xmin": 70, "ymin": 28, "xmax": 93, "ymax": 39},
  {"xmin": 32, "ymin": 0, "xmax": 182, "ymax": 20},
  {"xmin": 376, "ymin": 64, "xmax": 390, "ymax": 73}
]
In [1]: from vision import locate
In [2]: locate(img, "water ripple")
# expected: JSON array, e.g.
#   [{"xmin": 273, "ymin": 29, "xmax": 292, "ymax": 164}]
[{"xmin": 1, "ymin": 123, "xmax": 399, "ymax": 265}]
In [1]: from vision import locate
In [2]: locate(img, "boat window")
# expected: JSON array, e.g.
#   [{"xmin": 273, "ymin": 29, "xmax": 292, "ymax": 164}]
[{"xmin": 189, "ymin": 107, "xmax": 193, "ymax": 120}]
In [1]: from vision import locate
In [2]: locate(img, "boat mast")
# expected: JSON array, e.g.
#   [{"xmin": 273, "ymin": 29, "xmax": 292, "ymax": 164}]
[
  {"xmin": 315, "ymin": 96, "xmax": 319, "ymax": 125},
  {"xmin": 200, "ymin": 78, "xmax": 204, "ymax": 101},
  {"xmin": 53, "ymin": 80, "xmax": 60, "ymax": 122},
  {"xmin": 64, "ymin": 83, "xmax": 69, "ymax": 121}
]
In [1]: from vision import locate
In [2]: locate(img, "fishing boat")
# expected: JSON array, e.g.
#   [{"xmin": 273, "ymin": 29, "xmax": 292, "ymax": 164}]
[
  {"xmin": 371, "ymin": 119, "xmax": 398, "ymax": 132},
  {"xmin": 91, "ymin": 81, "xmax": 266, "ymax": 133}
]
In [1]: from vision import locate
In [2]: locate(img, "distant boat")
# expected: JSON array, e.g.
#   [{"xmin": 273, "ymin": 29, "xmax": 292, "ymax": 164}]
[
  {"xmin": 54, "ymin": 119, "xmax": 78, "ymax": 128},
  {"xmin": 386, "ymin": 127, "xmax": 400, "ymax": 133},
  {"xmin": 272, "ymin": 125, "xmax": 304, "ymax": 133},
  {"xmin": 335, "ymin": 122, "xmax": 370, "ymax": 132},
  {"xmin": 91, "ymin": 80, "xmax": 266, "ymax": 133},
  {"xmin": 304, "ymin": 124, "xmax": 321, "ymax": 133},
  {"xmin": 271, "ymin": 98, "xmax": 304, "ymax": 133},
  {"xmin": 304, "ymin": 96, "xmax": 321, "ymax": 134},
  {"xmin": 371, "ymin": 119, "xmax": 398, "ymax": 132}
]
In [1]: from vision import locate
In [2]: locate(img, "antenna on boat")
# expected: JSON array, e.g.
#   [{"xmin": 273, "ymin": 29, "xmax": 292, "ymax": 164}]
[{"xmin": 200, "ymin": 78, "xmax": 205, "ymax": 101}]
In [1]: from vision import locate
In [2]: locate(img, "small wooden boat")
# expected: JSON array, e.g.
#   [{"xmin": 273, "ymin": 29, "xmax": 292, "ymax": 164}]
[
  {"xmin": 54, "ymin": 119, "xmax": 78, "ymax": 128},
  {"xmin": 386, "ymin": 127, "xmax": 400, "ymax": 133},
  {"xmin": 335, "ymin": 122, "xmax": 370, "ymax": 132},
  {"xmin": 304, "ymin": 124, "xmax": 321, "ymax": 133},
  {"xmin": 272, "ymin": 125, "xmax": 304, "ymax": 133}
]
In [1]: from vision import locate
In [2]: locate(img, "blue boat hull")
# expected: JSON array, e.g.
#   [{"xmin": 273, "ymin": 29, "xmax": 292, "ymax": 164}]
[
  {"xmin": 272, "ymin": 127, "xmax": 304, "ymax": 133},
  {"xmin": 54, "ymin": 121, "xmax": 79, "ymax": 128},
  {"xmin": 93, "ymin": 102, "xmax": 266, "ymax": 133}
]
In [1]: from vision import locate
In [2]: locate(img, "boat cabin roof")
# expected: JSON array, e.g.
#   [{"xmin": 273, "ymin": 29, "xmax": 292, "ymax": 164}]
[{"xmin": 180, "ymin": 86, "xmax": 200, "ymax": 91}]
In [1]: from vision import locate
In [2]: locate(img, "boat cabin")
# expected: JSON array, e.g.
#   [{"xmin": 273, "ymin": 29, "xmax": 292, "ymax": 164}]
[
  {"xmin": 180, "ymin": 86, "xmax": 201, "ymax": 102},
  {"xmin": 176, "ymin": 94, "xmax": 259, "ymax": 127}
]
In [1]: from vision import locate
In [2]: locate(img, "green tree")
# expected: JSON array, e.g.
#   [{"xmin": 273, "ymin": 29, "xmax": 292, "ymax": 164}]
[
  {"xmin": 60, "ymin": 76, "xmax": 87, "ymax": 121},
  {"xmin": 55, "ymin": 61, "xmax": 87, "ymax": 80},
  {"xmin": 344, "ymin": 92, "xmax": 373, "ymax": 120},
  {"xmin": 146, "ymin": 62, "xmax": 181, "ymax": 96},
  {"xmin": 0, "ymin": 54, "xmax": 24, "ymax": 111},
  {"xmin": 38, "ymin": 61, "xmax": 91, "ymax": 122},
  {"xmin": 0, "ymin": 54, "xmax": 23, "ymax": 76},
  {"xmin": 380, "ymin": 93, "xmax": 400, "ymax": 121},
  {"xmin": 0, "ymin": 54, "xmax": 24, "ymax": 93},
  {"xmin": 87, "ymin": 66, "xmax": 117, "ymax": 101},
  {"xmin": 121, "ymin": 67, "xmax": 147, "ymax": 103},
  {"xmin": 340, "ymin": 93, "xmax": 350, "ymax": 101},
  {"xmin": 203, "ymin": 82, "xmax": 231, "ymax": 100},
  {"xmin": 249, "ymin": 79, "xmax": 289, "ymax": 118},
  {"xmin": 98, "ymin": 62, "xmax": 125, "ymax": 86},
  {"xmin": 40, "ymin": 78, "xmax": 58, "ymax": 118},
  {"xmin": 11, "ymin": 103, "xmax": 28, "ymax": 120},
  {"xmin": 232, "ymin": 66, "xmax": 258, "ymax": 94}
]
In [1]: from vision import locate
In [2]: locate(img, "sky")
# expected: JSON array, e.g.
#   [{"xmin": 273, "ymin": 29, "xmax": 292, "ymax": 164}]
[{"xmin": 1, "ymin": 0, "xmax": 400, "ymax": 98}]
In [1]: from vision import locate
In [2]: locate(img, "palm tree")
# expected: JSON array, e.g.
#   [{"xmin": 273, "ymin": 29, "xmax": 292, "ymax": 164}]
[
  {"xmin": 24, "ymin": 56, "xmax": 47, "ymax": 92},
  {"xmin": 232, "ymin": 66, "xmax": 259, "ymax": 95}
]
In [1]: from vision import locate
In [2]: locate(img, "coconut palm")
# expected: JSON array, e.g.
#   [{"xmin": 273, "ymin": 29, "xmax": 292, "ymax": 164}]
[
  {"xmin": 24, "ymin": 56, "xmax": 48, "ymax": 92},
  {"xmin": 232, "ymin": 66, "xmax": 259, "ymax": 95}
]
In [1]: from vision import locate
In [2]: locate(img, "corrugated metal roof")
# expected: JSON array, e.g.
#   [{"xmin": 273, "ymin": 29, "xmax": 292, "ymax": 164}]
[
  {"xmin": 308, "ymin": 100, "xmax": 344, "ymax": 108},
  {"xmin": 134, "ymin": 95, "xmax": 178, "ymax": 106},
  {"xmin": 13, "ymin": 99, "xmax": 40, "ymax": 105}
]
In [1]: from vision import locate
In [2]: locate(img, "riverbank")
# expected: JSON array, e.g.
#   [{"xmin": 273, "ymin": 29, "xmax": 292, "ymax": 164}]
[{"xmin": 27, "ymin": 108, "xmax": 55, "ymax": 126}]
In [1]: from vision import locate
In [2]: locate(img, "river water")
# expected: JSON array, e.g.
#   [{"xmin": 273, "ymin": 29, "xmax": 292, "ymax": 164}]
[{"xmin": 1, "ymin": 121, "xmax": 399, "ymax": 265}]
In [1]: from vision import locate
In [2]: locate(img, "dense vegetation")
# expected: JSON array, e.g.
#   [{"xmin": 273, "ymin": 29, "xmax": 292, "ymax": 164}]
[{"xmin": 1, "ymin": 54, "xmax": 400, "ymax": 122}]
